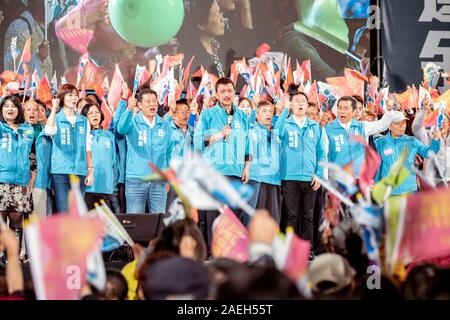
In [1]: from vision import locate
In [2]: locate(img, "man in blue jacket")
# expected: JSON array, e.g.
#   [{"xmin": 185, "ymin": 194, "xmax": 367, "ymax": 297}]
[
  {"xmin": 117, "ymin": 87, "xmax": 176, "ymax": 214},
  {"xmin": 325, "ymin": 96, "xmax": 395, "ymax": 179},
  {"xmin": 193, "ymin": 77, "xmax": 251, "ymax": 253},
  {"xmin": 166, "ymin": 98, "xmax": 194, "ymax": 213},
  {"xmin": 280, "ymin": 91, "xmax": 326, "ymax": 259},
  {"xmin": 375, "ymin": 111, "xmax": 441, "ymax": 196}
]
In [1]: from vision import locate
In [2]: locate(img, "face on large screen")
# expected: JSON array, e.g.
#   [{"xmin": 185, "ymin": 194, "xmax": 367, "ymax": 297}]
[{"xmin": 0, "ymin": 0, "xmax": 371, "ymax": 85}]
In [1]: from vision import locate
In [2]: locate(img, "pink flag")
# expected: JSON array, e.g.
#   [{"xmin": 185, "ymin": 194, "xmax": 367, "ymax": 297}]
[
  {"xmin": 19, "ymin": 37, "xmax": 32, "ymax": 65},
  {"xmin": 301, "ymin": 59, "xmax": 311, "ymax": 83},
  {"xmin": 400, "ymin": 189, "xmax": 450, "ymax": 262},
  {"xmin": 108, "ymin": 64, "xmax": 124, "ymax": 111},
  {"xmin": 256, "ymin": 43, "xmax": 271, "ymax": 58},
  {"xmin": 211, "ymin": 207, "xmax": 250, "ymax": 262},
  {"xmin": 25, "ymin": 215, "xmax": 104, "ymax": 300},
  {"xmin": 352, "ymin": 135, "xmax": 381, "ymax": 196},
  {"xmin": 186, "ymin": 80, "xmax": 197, "ymax": 100},
  {"xmin": 283, "ymin": 229, "xmax": 310, "ymax": 282}
]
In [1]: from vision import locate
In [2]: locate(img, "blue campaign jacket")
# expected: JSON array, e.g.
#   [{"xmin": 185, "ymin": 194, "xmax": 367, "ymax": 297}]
[
  {"xmin": 117, "ymin": 110, "xmax": 176, "ymax": 179},
  {"xmin": 49, "ymin": 111, "xmax": 89, "ymax": 176},
  {"xmin": 86, "ymin": 130, "xmax": 117, "ymax": 195},
  {"xmin": 280, "ymin": 115, "xmax": 326, "ymax": 181},
  {"xmin": 374, "ymin": 133, "xmax": 441, "ymax": 195},
  {"xmin": 325, "ymin": 118, "xmax": 366, "ymax": 178},
  {"xmin": 111, "ymin": 98, "xmax": 128, "ymax": 185},
  {"xmin": 0, "ymin": 122, "xmax": 34, "ymax": 186},
  {"xmin": 170, "ymin": 120, "xmax": 194, "ymax": 160},
  {"xmin": 193, "ymin": 103, "xmax": 249, "ymax": 177},
  {"xmin": 35, "ymin": 128, "xmax": 52, "ymax": 190},
  {"xmin": 249, "ymin": 108, "xmax": 289, "ymax": 185}
]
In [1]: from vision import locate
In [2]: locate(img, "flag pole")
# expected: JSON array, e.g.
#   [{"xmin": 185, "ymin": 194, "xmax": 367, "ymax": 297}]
[{"xmin": 44, "ymin": 0, "xmax": 48, "ymax": 41}]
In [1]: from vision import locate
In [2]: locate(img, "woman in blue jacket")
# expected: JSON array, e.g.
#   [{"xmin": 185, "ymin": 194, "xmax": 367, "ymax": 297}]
[
  {"xmin": 375, "ymin": 111, "xmax": 441, "ymax": 196},
  {"xmin": 44, "ymin": 84, "xmax": 94, "ymax": 213},
  {"xmin": 82, "ymin": 103, "xmax": 117, "ymax": 210},
  {"xmin": 0, "ymin": 95, "xmax": 35, "ymax": 261}
]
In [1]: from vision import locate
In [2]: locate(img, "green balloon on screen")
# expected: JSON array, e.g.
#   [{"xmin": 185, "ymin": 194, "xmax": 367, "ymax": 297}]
[{"xmin": 108, "ymin": 0, "xmax": 185, "ymax": 47}]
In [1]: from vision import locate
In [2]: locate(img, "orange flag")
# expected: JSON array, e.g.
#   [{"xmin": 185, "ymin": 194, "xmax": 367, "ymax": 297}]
[
  {"xmin": 395, "ymin": 86, "xmax": 416, "ymax": 110},
  {"xmin": 19, "ymin": 36, "xmax": 32, "ymax": 65},
  {"xmin": 433, "ymin": 89, "xmax": 450, "ymax": 113},
  {"xmin": 301, "ymin": 59, "xmax": 311, "ymax": 82},
  {"xmin": 326, "ymin": 76, "xmax": 348, "ymax": 97},
  {"xmin": 307, "ymin": 80, "xmax": 319, "ymax": 106},
  {"xmin": 37, "ymin": 75, "xmax": 53, "ymax": 106},
  {"xmin": 344, "ymin": 68, "xmax": 365, "ymax": 98}
]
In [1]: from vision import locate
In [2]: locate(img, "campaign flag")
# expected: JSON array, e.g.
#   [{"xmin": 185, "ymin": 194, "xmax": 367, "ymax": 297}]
[
  {"xmin": 18, "ymin": 36, "xmax": 32, "ymax": 67},
  {"xmin": 37, "ymin": 75, "xmax": 53, "ymax": 106},
  {"xmin": 352, "ymin": 135, "xmax": 381, "ymax": 196},
  {"xmin": 211, "ymin": 206, "xmax": 250, "ymax": 262},
  {"xmin": 25, "ymin": 215, "xmax": 104, "ymax": 300},
  {"xmin": 399, "ymin": 189, "xmax": 450, "ymax": 263},
  {"xmin": 301, "ymin": 59, "xmax": 311, "ymax": 83},
  {"xmin": 167, "ymin": 155, "xmax": 256, "ymax": 216},
  {"xmin": 384, "ymin": 195, "xmax": 408, "ymax": 275},
  {"xmin": 133, "ymin": 64, "xmax": 146, "ymax": 93},
  {"xmin": 95, "ymin": 202, "xmax": 134, "ymax": 252},
  {"xmin": 273, "ymin": 227, "xmax": 310, "ymax": 283}
]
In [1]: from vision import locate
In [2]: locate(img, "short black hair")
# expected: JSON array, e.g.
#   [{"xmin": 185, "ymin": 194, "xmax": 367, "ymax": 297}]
[
  {"xmin": 352, "ymin": 95, "xmax": 365, "ymax": 106},
  {"xmin": 338, "ymin": 96, "xmax": 358, "ymax": 110},
  {"xmin": 287, "ymin": 84, "xmax": 309, "ymax": 102},
  {"xmin": 0, "ymin": 95, "xmax": 24, "ymax": 124},
  {"xmin": 104, "ymin": 269, "xmax": 128, "ymax": 300},
  {"xmin": 215, "ymin": 77, "xmax": 235, "ymax": 92},
  {"xmin": 136, "ymin": 86, "xmax": 158, "ymax": 103},
  {"xmin": 176, "ymin": 98, "xmax": 189, "ymax": 106}
]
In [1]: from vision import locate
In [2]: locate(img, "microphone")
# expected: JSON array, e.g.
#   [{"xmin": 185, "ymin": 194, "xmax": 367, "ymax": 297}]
[{"xmin": 224, "ymin": 115, "xmax": 232, "ymax": 142}]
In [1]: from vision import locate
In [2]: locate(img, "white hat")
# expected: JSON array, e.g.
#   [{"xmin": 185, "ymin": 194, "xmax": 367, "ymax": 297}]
[
  {"xmin": 307, "ymin": 253, "xmax": 356, "ymax": 294},
  {"xmin": 391, "ymin": 111, "xmax": 407, "ymax": 123}
]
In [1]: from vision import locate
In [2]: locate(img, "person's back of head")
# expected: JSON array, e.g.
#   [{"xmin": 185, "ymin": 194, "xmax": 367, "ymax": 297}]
[
  {"xmin": 142, "ymin": 255, "xmax": 209, "ymax": 300},
  {"xmin": 216, "ymin": 264, "xmax": 301, "ymax": 300},
  {"xmin": 153, "ymin": 218, "xmax": 207, "ymax": 262},
  {"xmin": 206, "ymin": 258, "xmax": 243, "ymax": 299},
  {"xmin": 352, "ymin": 274, "xmax": 402, "ymax": 300},
  {"xmin": 418, "ymin": 267, "xmax": 450, "ymax": 300},
  {"xmin": 329, "ymin": 219, "xmax": 370, "ymax": 278},
  {"xmin": 402, "ymin": 263, "xmax": 440, "ymax": 300},
  {"xmin": 104, "ymin": 269, "xmax": 128, "ymax": 300}
]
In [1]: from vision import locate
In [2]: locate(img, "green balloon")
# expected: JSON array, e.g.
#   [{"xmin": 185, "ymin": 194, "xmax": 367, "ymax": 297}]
[{"xmin": 108, "ymin": 0, "xmax": 185, "ymax": 48}]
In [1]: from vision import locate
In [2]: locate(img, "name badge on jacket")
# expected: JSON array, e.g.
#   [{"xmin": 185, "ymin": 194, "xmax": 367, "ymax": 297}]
[{"xmin": 384, "ymin": 148, "xmax": 393, "ymax": 156}]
